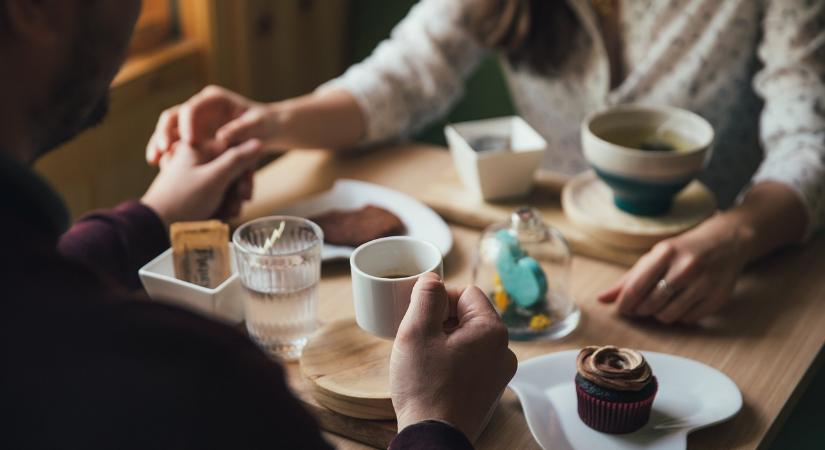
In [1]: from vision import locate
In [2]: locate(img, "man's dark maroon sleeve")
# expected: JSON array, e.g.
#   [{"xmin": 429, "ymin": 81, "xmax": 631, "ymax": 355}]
[
  {"xmin": 389, "ymin": 420, "xmax": 474, "ymax": 450},
  {"xmin": 58, "ymin": 200, "xmax": 168, "ymax": 290}
]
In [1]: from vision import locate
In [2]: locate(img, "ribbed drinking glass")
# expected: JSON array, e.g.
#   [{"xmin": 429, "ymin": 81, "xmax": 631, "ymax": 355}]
[{"xmin": 233, "ymin": 216, "xmax": 323, "ymax": 360}]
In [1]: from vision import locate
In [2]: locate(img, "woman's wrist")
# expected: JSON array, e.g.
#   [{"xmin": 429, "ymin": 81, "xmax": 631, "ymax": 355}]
[
  {"xmin": 267, "ymin": 90, "xmax": 366, "ymax": 150},
  {"xmin": 712, "ymin": 211, "xmax": 759, "ymax": 266},
  {"xmin": 257, "ymin": 102, "xmax": 294, "ymax": 150},
  {"xmin": 716, "ymin": 181, "xmax": 808, "ymax": 264}
]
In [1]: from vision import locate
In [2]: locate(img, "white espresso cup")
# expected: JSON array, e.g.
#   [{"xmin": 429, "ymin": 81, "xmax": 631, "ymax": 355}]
[{"xmin": 350, "ymin": 236, "xmax": 444, "ymax": 338}]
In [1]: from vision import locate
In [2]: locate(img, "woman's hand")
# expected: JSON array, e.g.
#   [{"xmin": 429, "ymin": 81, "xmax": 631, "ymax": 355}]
[
  {"xmin": 145, "ymin": 85, "xmax": 284, "ymax": 165},
  {"xmin": 599, "ymin": 182, "xmax": 808, "ymax": 324},
  {"xmin": 598, "ymin": 213, "xmax": 754, "ymax": 324},
  {"xmin": 146, "ymin": 86, "xmax": 366, "ymax": 166}
]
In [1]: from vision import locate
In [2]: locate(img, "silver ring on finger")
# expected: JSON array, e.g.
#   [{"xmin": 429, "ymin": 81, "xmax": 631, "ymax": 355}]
[{"xmin": 656, "ymin": 278, "xmax": 674, "ymax": 299}]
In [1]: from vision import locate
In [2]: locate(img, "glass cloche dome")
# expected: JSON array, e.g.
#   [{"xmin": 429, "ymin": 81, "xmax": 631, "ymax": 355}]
[{"xmin": 473, "ymin": 207, "xmax": 579, "ymax": 340}]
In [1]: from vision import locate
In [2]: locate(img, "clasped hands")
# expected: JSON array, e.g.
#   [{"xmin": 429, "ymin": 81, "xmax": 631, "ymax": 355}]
[{"xmin": 141, "ymin": 86, "xmax": 280, "ymax": 226}]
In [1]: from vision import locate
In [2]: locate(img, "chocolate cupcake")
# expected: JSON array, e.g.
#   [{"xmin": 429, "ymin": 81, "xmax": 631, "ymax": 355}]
[{"xmin": 575, "ymin": 346, "xmax": 657, "ymax": 434}]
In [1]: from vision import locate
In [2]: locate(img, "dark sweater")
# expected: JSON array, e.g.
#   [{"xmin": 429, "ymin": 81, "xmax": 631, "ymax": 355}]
[{"xmin": 0, "ymin": 154, "xmax": 472, "ymax": 450}]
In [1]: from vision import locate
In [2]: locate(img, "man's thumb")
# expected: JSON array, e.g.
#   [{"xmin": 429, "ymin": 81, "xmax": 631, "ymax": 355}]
[
  {"xmin": 401, "ymin": 272, "xmax": 450, "ymax": 335},
  {"xmin": 216, "ymin": 112, "xmax": 262, "ymax": 148},
  {"xmin": 203, "ymin": 139, "xmax": 263, "ymax": 187}
]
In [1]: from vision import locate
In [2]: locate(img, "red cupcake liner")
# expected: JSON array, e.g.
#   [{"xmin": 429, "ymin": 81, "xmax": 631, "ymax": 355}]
[{"xmin": 575, "ymin": 379, "xmax": 658, "ymax": 434}]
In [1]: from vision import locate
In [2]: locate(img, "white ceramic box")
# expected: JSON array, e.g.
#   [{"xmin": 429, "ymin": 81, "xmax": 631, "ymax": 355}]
[
  {"xmin": 139, "ymin": 244, "xmax": 245, "ymax": 324},
  {"xmin": 445, "ymin": 116, "xmax": 547, "ymax": 201}
]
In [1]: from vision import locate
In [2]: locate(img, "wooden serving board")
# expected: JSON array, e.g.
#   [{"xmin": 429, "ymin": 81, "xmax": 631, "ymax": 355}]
[
  {"xmin": 562, "ymin": 172, "xmax": 717, "ymax": 251},
  {"xmin": 292, "ymin": 389, "xmax": 397, "ymax": 449},
  {"xmin": 300, "ymin": 320, "xmax": 394, "ymax": 420},
  {"xmin": 295, "ymin": 319, "xmax": 398, "ymax": 449}
]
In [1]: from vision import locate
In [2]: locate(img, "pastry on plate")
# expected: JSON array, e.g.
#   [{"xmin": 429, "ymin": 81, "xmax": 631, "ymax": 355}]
[
  {"xmin": 575, "ymin": 345, "xmax": 658, "ymax": 434},
  {"xmin": 309, "ymin": 205, "xmax": 405, "ymax": 247}
]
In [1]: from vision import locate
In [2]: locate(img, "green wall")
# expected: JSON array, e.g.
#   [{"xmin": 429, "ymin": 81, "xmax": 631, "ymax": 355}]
[{"xmin": 347, "ymin": 0, "xmax": 515, "ymax": 146}]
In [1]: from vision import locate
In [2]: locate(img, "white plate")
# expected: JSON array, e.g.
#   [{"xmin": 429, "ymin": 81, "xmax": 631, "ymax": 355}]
[
  {"xmin": 509, "ymin": 350, "xmax": 742, "ymax": 450},
  {"xmin": 277, "ymin": 179, "xmax": 453, "ymax": 261}
]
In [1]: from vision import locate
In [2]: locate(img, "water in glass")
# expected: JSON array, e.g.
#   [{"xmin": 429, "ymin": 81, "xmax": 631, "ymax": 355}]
[{"xmin": 233, "ymin": 216, "xmax": 323, "ymax": 360}]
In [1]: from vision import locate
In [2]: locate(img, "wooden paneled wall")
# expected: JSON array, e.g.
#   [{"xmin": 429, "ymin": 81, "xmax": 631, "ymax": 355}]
[
  {"xmin": 243, "ymin": 0, "xmax": 349, "ymax": 101},
  {"xmin": 36, "ymin": 0, "xmax": 349, "ymax": 219},
  {"xmin": 180, "ymin": 0, "xmax": 349, "ymax": 100}
]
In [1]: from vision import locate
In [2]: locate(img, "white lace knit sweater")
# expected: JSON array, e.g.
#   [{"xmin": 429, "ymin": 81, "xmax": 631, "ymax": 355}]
[{"xmin": 322, "ymin": 0, "xmax": 825, "ymax": 235}]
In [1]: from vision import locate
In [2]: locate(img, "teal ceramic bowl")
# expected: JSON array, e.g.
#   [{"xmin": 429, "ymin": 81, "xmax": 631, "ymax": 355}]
[{"xmin": 581, "ymin": 105, "xmax": 714, "ymax": 216}]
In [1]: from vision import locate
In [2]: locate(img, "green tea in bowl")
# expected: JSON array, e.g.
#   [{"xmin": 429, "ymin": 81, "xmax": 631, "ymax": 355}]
[
  {"xmin": 599, "ymin": 126, "xmax": 699, "ymax": 153},
  {"xmin": 581, "ymin": 104, "xmax": 714, "ymax": 216}
]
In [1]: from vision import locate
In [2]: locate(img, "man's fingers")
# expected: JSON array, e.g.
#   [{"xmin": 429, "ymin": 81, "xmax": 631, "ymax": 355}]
[
  {"xmin": 446, "ymin": 287, "xmax": 467, "ymax": 322},
  {"xmin": 616, "ymin": 243, "xmax": 674, "ymax": 315},
  {"xmin": 216, "ymin": 112, "xmax": 264, "ymax": 148},
  {"xmin": 402, "ymin": 272, "xmax": 451, "ymax": 335},
  {"xmin": 147, "ymin": 137, "xmax": 161, "ymax": 166},
  {"xmin": 158, "ymin": 106, "xmax": 180, "ymax": 152},
  {"xmin": 212, "ymin": 196, "xmax": 240, "ymax": 221},
  {"xmin": 157, "ymin": 143, "xmax": 179, "ymax": 170},
  {"xmin": 455, "ymin": 285, "xmax": 500, "ymax": 323},
  {"xmin": 452, "ymin": 286, "xmax": 510, "ymax": 348},
  {"xmin": 236, "ymin": 170, "xmax": 255, "ymax": 200},
  {"xmin": 147, "ymin": 106, "xmax": 180, "ymax": 165},
  {"xmin": 202, "ymin": 139, "xmax": 263, "ymax": 188}
]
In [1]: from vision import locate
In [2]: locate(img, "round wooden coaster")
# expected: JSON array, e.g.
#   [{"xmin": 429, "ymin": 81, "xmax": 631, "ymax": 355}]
[
  {"xmin": 562, "ymin": 171, "xmax": 717, "ymax": 251},
  {"xmin": 300, "ymin": 319, "xmax": 395, "ymax": 420}
]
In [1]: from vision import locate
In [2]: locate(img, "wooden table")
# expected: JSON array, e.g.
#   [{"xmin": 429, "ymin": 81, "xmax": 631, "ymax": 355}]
[{"xmin": 240, "ymin": 145, "xmax": 825, "ymax": 450}]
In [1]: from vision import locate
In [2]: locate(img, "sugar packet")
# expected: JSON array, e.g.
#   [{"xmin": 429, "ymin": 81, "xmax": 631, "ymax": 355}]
[{"xmin": 170, "ymin": 220, "xmax": 231, "ymax": 288}]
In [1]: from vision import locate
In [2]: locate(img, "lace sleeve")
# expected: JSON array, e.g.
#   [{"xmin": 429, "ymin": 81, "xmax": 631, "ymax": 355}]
[
  {"xmin": 751, "ymin": 0, "xmax": 825, "ymax": 238},
  {"xmin": 318, "ymin": 0, "xmax": 487, "ymax": 145}
]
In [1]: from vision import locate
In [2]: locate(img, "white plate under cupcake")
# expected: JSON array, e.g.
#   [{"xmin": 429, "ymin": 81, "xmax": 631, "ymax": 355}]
[{"xmin": 509, "ymin": 350, "xmax": 742, "ymax": 450}]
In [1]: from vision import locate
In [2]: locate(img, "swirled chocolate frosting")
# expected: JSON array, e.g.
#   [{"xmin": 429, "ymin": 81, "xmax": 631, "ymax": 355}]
[{"xmin": 576, "ymin": 346, "xmax": 653, "ymax": 391}]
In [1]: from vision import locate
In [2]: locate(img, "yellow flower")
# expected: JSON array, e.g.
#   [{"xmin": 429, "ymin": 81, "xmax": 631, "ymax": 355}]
[
  {"xmin": 529, "ymin": 314, "xmax": 552, "ymax": 331},
  {"xmin": 494, "ymin": 289, "xmax": 509, "ymax": 311}
]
